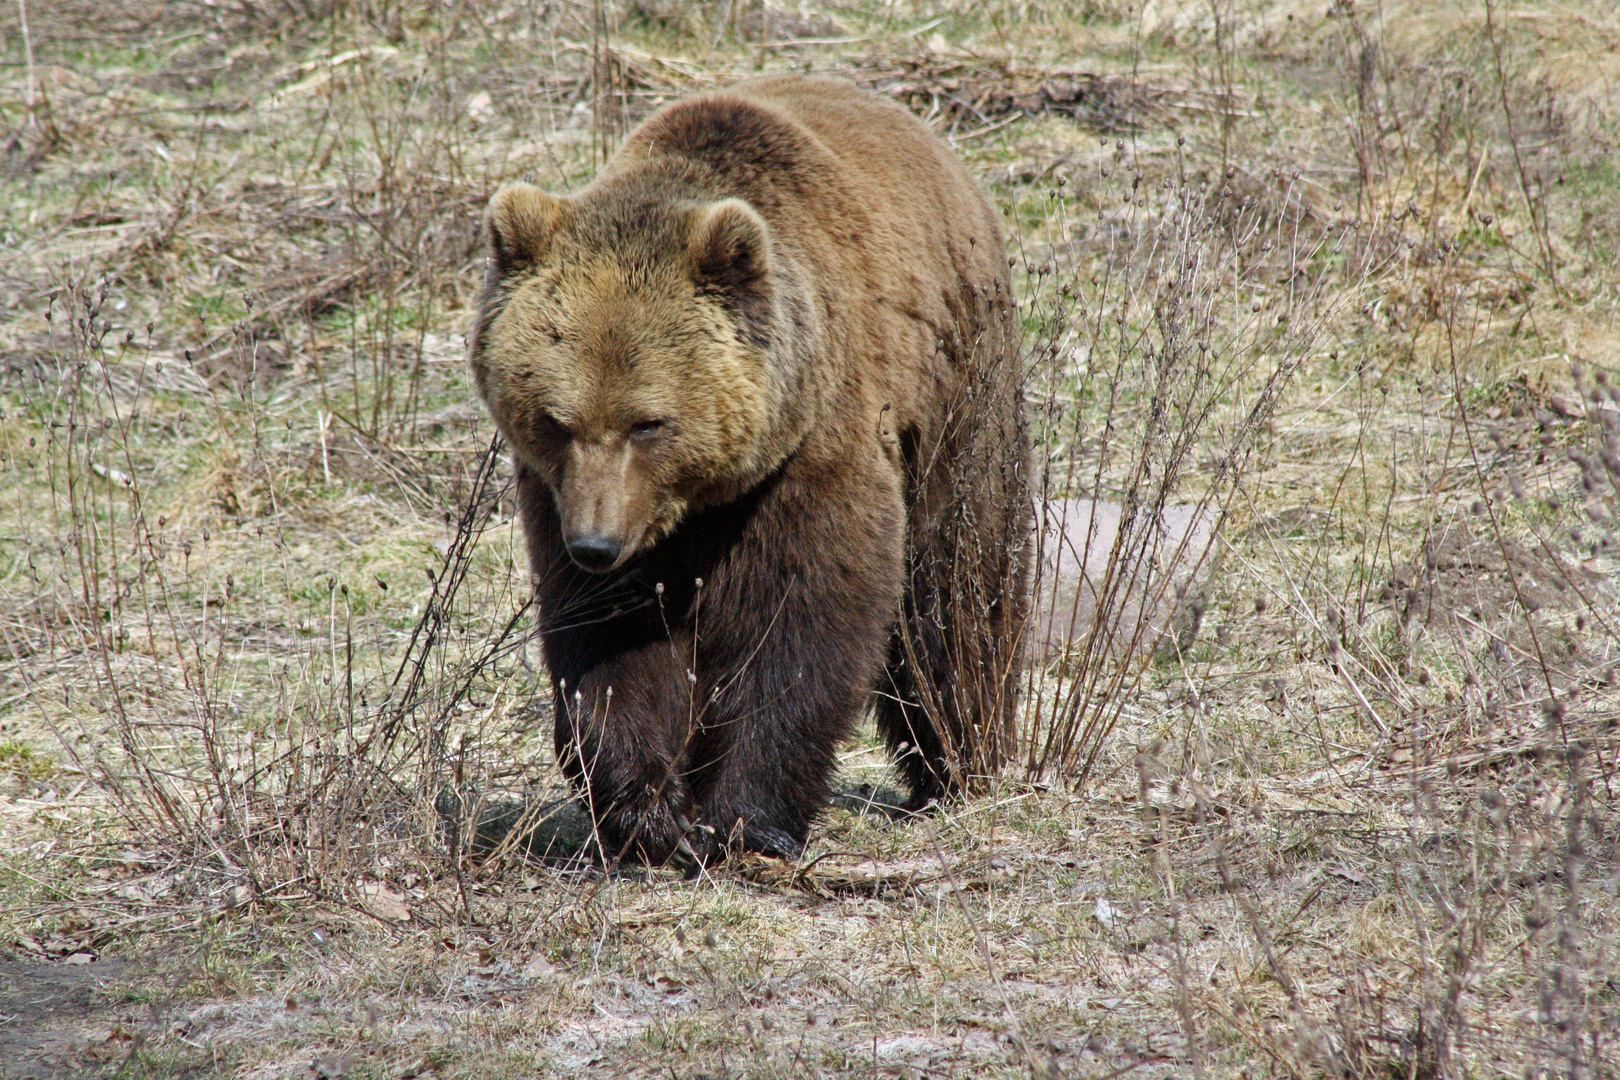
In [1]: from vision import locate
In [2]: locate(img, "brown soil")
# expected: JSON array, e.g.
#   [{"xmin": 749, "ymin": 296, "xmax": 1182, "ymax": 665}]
[{"xmin": 0, "ymin": 957, "xmax": 135, "ymax": 1080}]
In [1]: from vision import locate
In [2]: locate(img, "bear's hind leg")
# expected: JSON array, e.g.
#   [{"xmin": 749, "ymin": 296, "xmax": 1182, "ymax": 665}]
[
  {"xmin": 875, "ymin": 616, "xmax": 953, "ymax": 810},
  {"xmin": 880, "ymin": 496, "xmax": 1030, "ymax": 812}
]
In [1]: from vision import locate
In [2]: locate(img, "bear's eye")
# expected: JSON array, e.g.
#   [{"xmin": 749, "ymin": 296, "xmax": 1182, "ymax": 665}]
[
  {"xmin": 534, "ymin": 411, "xmax": 569, "ymax": 440},
  {"xmin": 628, "ymin": 419, "xmax": 666, "ymax": 443}
]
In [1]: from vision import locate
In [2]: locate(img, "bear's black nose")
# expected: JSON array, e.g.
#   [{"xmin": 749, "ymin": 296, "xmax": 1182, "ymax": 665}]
[{"xmin": 566, "ymin": 533, "xmax": 622, "ymax": 572}]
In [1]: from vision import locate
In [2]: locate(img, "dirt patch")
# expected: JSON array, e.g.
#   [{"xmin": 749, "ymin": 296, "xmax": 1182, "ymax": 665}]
[
  {"xmin": 1406, "ymin": 526, "xmax": 1600, "ymax": 625},
  {"xmin": 0, "ymin": 957, "xmax": 135, "ymax": 1080}
]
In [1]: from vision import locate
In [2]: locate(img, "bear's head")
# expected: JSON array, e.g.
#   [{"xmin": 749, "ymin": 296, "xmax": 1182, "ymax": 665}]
[{"xmin": 471, "ymin": 182, "xmax": 811, "ymax": 573}]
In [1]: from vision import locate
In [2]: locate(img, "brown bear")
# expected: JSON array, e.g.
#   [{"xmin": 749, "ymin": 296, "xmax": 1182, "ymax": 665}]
[{"xmin": 470, "ymin": 75, "xmax": 1029, "ymax": 865}]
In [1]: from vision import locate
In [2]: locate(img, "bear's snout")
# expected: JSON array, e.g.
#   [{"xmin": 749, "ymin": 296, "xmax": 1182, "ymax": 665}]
[
  {"xmin": 564, "ymin": 532, "xmax": 623, "ymax": 572},
  {"xmin": 554, "ymin": 439, "xmax": 650, "ymax": 572}
]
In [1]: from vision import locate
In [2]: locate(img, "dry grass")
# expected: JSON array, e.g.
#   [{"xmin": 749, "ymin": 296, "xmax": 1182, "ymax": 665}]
[{"xmin": 2, "ymin": 1, "xmax": 1618, "ymax": 1077}]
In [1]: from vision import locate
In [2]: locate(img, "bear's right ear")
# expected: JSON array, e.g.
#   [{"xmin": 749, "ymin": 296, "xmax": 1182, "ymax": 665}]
[{"xmin": 487, "ymin": 183, "xmax": 571, "ymax": 273}]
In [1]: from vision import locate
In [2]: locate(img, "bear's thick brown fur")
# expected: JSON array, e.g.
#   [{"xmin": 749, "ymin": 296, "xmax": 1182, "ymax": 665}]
[{"xmin": 470, "ymin": 75, "xmax": 1029, "ymax": 864}]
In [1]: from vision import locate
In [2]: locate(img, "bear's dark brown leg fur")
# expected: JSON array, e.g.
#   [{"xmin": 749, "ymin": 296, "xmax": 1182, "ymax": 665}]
[
  {"xmin": 685, "ymin": 462, "xmax": 903, "ymax": 857},
  {"xmin": 551, "ymin": 634, "xmax": 701, "ymax": 864}
]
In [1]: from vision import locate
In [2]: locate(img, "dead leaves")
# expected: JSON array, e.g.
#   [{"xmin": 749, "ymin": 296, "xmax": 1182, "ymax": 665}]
[
  {"xmin": 355, "ymin": 879, "xmax": 412, "ymax": 923},
  {"xmin": 868, "ymin": 57, "xmax": 1177, "ymax": 134}
]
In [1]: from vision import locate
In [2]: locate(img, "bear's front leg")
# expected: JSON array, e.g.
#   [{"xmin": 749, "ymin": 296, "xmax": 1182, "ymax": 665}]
[
  {"xmin": 686, "ymin": 459, "xmax": 906, "ymax": 860},
  {"xmin": 552, "ymin": 635, "xmax": 706, "ymax": 865}
]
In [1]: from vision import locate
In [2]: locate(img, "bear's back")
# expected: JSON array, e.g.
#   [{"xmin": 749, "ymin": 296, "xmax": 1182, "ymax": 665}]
[{"xmin": 607, "ymin": 77, "xmax": 1003, "ymax": 282}]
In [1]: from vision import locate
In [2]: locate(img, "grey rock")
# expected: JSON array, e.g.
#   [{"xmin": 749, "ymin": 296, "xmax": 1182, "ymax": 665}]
[{"xmin": 1033, "ymin": 498, "xmax": 1218, "ymax": 663}]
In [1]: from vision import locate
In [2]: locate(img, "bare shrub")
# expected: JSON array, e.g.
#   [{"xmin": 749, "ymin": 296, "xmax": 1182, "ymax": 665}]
[{"xmin": 1019, "ymin": 139, "xmax": 1359, "ymax": 786}]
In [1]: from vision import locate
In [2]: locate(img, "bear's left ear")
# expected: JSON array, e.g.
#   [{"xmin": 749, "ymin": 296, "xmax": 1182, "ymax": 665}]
[{"xmin": 687, "ymin": 199, "xmax": 772, "ymax": 293}]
